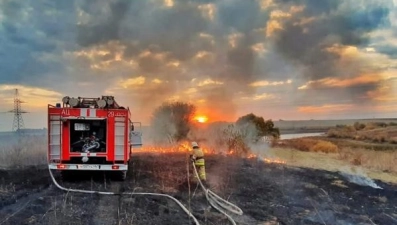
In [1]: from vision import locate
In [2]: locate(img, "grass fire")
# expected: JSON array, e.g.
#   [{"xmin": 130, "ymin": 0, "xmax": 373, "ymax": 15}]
[
  {"xmin": 1, "ymin": 1, "xmax": 397, "ymax": 223},
  {"xmin": 1, "ymin": 99, "xmax": 397, "ymax": 225}
]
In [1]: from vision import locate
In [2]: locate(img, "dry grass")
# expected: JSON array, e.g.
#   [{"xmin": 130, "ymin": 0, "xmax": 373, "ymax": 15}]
[
  {"xmin": 269, "ymin": 147, "xmax": 397, "ymax": 184},
  {"xmin": 327, "ymin": 122, "xmax": 397, "ymax": 144},
  {"xmin": 0, "ymin": 135, "xmax": 47, "ymax": 168},
  {"xmin": 338, "ymin": 148, "xmax": 397, "ymax": 173},
  {"xmin": 278, "ymin": 138, "xmax": 339, "ymax": 153},
  {"xmin": 273, "ymin": 134, "xmax": 397, "ymax": 183},
  {"xmin": 310, "ymin": 141, "xmax": 339, "ymax": 153}
]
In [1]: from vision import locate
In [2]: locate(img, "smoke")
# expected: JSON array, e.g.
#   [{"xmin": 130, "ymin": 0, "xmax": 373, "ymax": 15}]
[
  {"xmin": 72, "ymin": 0, "xmax": 391, "ymax": 115},
  {"xmin": 339, "ymin": 166, "xmax": 382, "ymax": 189},
  {"xmin": 1, "ymin": 0, "xmax": 393, "ymax": 124}
]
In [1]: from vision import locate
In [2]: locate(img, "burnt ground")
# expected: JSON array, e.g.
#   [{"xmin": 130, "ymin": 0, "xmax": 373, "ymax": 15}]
[{"xmin": 0, "ymin": 153, "xmax": 396, "ymax": 225}]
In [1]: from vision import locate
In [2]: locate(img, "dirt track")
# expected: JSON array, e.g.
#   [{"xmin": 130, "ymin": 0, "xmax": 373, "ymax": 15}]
[{"xmin": 1, "ymin": 153, "xmax": 396, "ymax": 225}]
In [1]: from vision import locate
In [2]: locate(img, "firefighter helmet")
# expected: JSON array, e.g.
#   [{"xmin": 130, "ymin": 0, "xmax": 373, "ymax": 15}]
[{"xmin": 191, "ymin": 142, "xmax": 199, "ymax": 148}]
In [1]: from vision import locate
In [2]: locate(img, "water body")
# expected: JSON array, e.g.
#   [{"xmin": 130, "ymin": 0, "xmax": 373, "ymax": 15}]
[{"xmin": 280, "ymin": 132, "xmax": 325, "ymax": 140}]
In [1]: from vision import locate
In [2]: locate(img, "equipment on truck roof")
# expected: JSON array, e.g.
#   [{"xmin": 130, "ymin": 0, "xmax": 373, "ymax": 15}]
[{"xmin": 61, "ymin": 96, "xmax": 124, "ymax": 109}]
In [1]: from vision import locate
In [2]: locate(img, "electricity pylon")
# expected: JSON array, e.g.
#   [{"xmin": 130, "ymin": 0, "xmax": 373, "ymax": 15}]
[{"xmin": 8, "ymin": 89, "xmax": 28, "ymax": 133}]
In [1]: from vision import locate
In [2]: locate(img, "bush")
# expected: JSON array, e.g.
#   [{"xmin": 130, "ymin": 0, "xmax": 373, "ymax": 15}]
[
  {"xmin": 150, "ymin": 102, "xmax": 196, "ymax": 144},
  {"xmin": 236, "ymin": 113, "xmax": 280, "ymax": 142},
  {"xmin": 327, "ymin": 127, "xmax": 355, "ymax": 138},
  {"xmin": 286, "ymin": 138, "xmax": 318, "ymax": 152},
  {"xmin": 309, "ymin": 141, "xmax": 339, "ymax": 153},
  {"xmin": 354, "ymin": 122, "xmax": 366, "ymax": 130}
]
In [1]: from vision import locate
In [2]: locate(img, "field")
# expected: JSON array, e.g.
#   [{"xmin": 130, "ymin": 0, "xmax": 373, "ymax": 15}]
[
  {"xmin": 274, "ymin": 118, "xmax": 397, "ymax": 134},
  {"xmin": 272, "ymin": 121, "xmax": 397, "ymax": 184},
  {"xmin": 1, "ymin": 153, "xmax": 396, "ymax": 225},
  {"xmin": 1, "ymin": 120, "xmax": 397, "ymax": 225}
]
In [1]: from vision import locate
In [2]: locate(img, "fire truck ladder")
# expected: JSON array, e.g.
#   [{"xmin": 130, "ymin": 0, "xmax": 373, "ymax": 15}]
[{"xmin": 48, "ymin": 110, "xmax": 62, "ymax": 163}]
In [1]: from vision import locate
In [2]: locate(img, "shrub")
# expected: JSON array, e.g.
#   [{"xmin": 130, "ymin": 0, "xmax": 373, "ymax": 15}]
[
  {"xmin": 309, "ymin": 141, "xmax": 339, "ymax": 153},
  {"xmin": 221, "ymin": 125, "xmax": 250, "ymax": 156},
  {"xmin": 354, "ymin": 122, "xmax": 366, "ymax": 130},
  {"xmin": 150, "ymin": 102, "xmax": 196, "ymax": 144},
  {"xmin": 327, "ymin": 127, "xmax": 355, "ymax": 138},
  {"xmin": 373, "ymin": 134, "xmax": 386, "ymax": 143},
  {"xmin": 236, "ymin": 113, "xmax": 280, "ymax": 142},
  {"xmin": 286, "ymin": 138, "xmax": 318, "ymax": 152}
]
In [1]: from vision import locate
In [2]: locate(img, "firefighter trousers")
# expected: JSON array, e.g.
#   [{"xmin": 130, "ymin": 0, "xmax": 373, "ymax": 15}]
[{"xmin": 193, "ymin": 158, "xmax": 206, "ymax": 181}]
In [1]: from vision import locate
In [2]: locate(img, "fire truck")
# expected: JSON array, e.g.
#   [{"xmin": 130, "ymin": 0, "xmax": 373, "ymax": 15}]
[{"xmin": 47, "ymin": 96, "xmax": 142, "ymax": 180}]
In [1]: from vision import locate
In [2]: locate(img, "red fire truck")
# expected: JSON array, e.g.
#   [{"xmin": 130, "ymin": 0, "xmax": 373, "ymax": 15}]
[{"xmin": 47, "ymin": 96, "xmax": 142, "ymax": 180}]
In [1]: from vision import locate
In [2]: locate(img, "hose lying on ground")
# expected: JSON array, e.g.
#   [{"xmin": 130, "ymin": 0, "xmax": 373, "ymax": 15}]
[
  {"xmin": 47, "ymin": 160, "xmax": 243, "ymax": 225},
  {"xmin": 48, "ymin": 168, "xmax": 200, "ymax": 225},
  {"xmin": 192, "ymin": 163, "xmax": 243, "ymax": 225}
]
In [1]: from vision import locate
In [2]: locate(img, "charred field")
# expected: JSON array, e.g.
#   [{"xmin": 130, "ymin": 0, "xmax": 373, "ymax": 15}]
[{"xmin": 0, "ymin": 153, "xmax": 396, "ymax": 225}]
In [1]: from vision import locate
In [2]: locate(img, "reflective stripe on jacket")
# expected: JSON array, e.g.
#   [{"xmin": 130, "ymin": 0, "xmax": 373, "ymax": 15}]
[{"xmin": 195, "ymin": 158, "xmax": 205, "ymax": 166}]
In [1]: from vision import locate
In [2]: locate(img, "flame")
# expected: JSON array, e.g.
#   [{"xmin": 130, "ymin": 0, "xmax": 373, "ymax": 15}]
[
  {"xmin": 133, "ymin": 141, "xmax": 215, "ymax": 154},
  {"xmin": 234, "ymin": 152, "xmax": 286, "ymax": 164},
  {"xmin": 133, "ymin": 142, "xmax": 286, "ymax": 164},
  {"xmin": 194, "ymin": 115, "xmax": 208, "ymax": 123}
]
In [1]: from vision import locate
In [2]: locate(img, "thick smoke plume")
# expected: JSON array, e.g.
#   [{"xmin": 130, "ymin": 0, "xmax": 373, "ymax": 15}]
[
  {"xmin": 1, "ymin": 0, "xmax": 393, "ymax": 123},
  {"xmin": 71, "ymin": 0, "xmax": 391, "ymax": 117}
]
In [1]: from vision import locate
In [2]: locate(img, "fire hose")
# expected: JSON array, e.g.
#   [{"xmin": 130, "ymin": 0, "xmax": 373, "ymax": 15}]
[
  {"xmin": 47, "ymin": 162, "xmax": 242, "ymax": 225},
  {"xmin": 191, "ymin": 163, "xmax": 243, "ymax": 225},
  {"xmin": 47, "ymin": 167, "xmax": 200, "ymax": 225}
]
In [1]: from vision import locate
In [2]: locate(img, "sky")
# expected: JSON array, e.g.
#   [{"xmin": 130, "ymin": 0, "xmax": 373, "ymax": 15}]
[{"xmin": 0, "ymin": 0, "xmax": 397, "ymax": 131}]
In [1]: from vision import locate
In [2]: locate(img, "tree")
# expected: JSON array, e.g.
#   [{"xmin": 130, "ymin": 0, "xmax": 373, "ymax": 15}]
[
  {"xmin": 236, "ymin": 113, "xmax": 280, "ymax": 142},
  {"xmin": 150, "ymin": 102, "xmax": 196, "ymax": 143}
]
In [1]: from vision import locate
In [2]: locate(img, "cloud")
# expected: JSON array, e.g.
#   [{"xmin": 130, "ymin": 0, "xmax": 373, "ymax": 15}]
[
  {"xmin": 271, "ymin": 0, "xmax": 391, "ymax": 81},
  {"xmin": 0, "ymin": 84, "xmax": 62, "ymax": 108},
  {"xmin": 197, "ymin": 78, "xmax": 224, "ymax": 87},
  {"xmin": 0, "ymin": 0, "xmax": 396, "ymax": 129},
  {"xmin": 241, "ymin": 93, "xmax": 277, "ymax": 101},
  {"xmin": 297, "ymin": 75, "xmax": 382, "ymax": 90},
  {"xmin": 297, "ymin": 104, "xmax": 355, "ymax": 114},
  {"xmin": 250, "ymin": 79, "xmax": 292, "ymax": 87}
]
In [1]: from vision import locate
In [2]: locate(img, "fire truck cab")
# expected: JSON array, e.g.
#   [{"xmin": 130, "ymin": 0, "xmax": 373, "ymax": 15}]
[{"xmin": 47, "ymin": 96, "xmax": 142, "ymax": 180}]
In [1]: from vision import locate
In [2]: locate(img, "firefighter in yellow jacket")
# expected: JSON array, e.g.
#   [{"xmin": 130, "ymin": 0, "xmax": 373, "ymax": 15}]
[{"xmin": 190, "ymin": 141, "xmax": 206, "ymax": 182}]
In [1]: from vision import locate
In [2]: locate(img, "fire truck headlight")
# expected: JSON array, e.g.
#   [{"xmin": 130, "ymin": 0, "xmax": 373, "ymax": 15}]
[{"xmin": 82, "ymin": 156, "xmax": 89, "ymax": 163}]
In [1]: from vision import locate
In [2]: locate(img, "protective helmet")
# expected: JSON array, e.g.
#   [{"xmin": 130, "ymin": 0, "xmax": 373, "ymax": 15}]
[{"xmin": 191, "ymin": 142, "xmax": 199, "ymax": 148}]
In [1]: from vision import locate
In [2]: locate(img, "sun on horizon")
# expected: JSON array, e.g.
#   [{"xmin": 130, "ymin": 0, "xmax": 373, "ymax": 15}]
[{"xmin": 194, "ymin": 115, "xmax": 208, "ymax": 123}]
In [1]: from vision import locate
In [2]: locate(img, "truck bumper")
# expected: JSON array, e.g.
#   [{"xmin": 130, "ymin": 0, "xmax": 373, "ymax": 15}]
[{"xmin": 49, "ymin": 164, "xmax": 128, "ymax": 171}]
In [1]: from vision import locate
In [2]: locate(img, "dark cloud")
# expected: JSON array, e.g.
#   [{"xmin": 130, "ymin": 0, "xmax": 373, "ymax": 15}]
[
  {"xmin": 273, "ymin": 0, "xmax": 390, "ymax": 80},
  {"xmin": 217, "ymin": 0, "xmax": 264, "ymax": 33},
  {"xmin": 0, "ymin": 0, "xmax": 395, "ymax": 123},
  {"xmin": 376, "ymin": 45, "xmax": 397, "ymax": 59},
  {"xmin": 0, "ymin": 0, "xmax": 76, "ymax": 84},
  {"xmin": 76, "ymin": 0, "xmax": 131, "ymax": 47},
  {"xmin": 269, "ymin": 0, "xmax": 391, "ymax": 103}
]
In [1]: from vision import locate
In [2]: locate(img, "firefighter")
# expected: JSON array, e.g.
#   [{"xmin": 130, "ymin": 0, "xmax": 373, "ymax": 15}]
[{"xmin": 190, "ymin": 141, "xmax": 206, "ymax": 183}]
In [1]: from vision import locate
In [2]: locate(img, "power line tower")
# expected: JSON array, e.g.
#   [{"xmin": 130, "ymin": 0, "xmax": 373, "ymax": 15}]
[{"xmin": 8, "ymin": 89, "xmax": 28, "ymax": 133}]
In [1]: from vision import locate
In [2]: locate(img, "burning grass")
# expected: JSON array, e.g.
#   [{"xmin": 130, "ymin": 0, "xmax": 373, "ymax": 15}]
[{"xmin": 135, "ymin": 140, "xmax": 286, "ymax": 166}]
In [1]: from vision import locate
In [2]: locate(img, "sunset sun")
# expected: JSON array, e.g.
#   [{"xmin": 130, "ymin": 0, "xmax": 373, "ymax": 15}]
[{"xmin": 194, "ymin": 116, "xmax": 208, "ymax": 123}]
